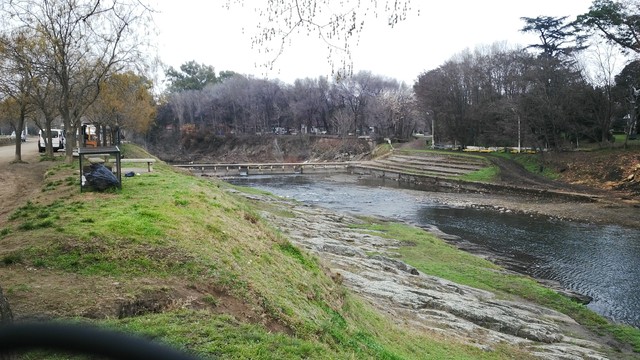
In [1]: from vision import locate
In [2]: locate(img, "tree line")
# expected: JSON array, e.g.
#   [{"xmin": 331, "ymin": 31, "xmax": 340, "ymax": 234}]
[
  {"xmin": 414, "ymin": 2, "xmax": 640, "ymax": 151},
  {"xmin": 1, "ymin": 0, "xmax": 638, "ymax": 160},
  {"xmin": 0, "ymin": 0, "xmax": 155, "ymax": 162},
  {"xmin": 154, "ymin": 62, "xmax": 422, "ymax": 142},
  {"xmin": 155, "ymin": 1, "xmax": 640, "ymax": 153}
]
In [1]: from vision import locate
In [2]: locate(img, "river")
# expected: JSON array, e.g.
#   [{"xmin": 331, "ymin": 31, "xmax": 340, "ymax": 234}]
[{"xmin": 228, "ymin": 174, "xmax": 640, "ymax": 329}]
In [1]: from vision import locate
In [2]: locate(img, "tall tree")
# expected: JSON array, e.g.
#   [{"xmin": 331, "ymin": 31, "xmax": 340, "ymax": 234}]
[
  {"xmin": 577, "ymin": 0, "xmax": 640, "ymax": 54},
  {"xmin": 520, "ymin": 16, "xmax": 588, "ymax": 60},
  {"xmin": 165, "ymin": 61, "xmax": 219, "ymax": 93},
  {"xmin": 1, "ymin": 0, "xmax": 155, "ymax": 162},
  {"xmin": 289, "ymin": 77, "xmax": 329, "ymax": 133},
  {"xmin": 86, "ymin": 72, "xmax": 156, "ymax": 144},
  {"xmin": 521, "ymin": 16, "xmax": 589, "ymax": 151},
  {"xmin": 331, "ymin": 71, "xmax": 391, "ymax": 136},
  {"xmin": 581, "ymin": 40, "xmax": 625, "ymax": 144},
  {"xmin": 367, "ymin": 82, "xmax": 420, "ymax": 139},
  {"xmin": 613, "ymin": 60, "xmax": 640, "ymax": 146},
  {"xmin": 0, "ymin": 31, "xmax": 35, "ymax": 162}
]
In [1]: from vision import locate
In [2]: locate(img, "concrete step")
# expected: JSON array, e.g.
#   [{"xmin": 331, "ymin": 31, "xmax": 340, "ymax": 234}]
[
  {"xmin": 390, "ymin": 153, "xmax": 487, "ymax": 166},
  {"xmin": 354, "ymin": 163, "xmax": 470, "ymax": 178},
  {"xmin": 369, "ymin": 160, "xmax": 475, "ymax": 176},
  {"xmin": 383, "ymin": 157, "xmax": 485, "ymax": 171}
]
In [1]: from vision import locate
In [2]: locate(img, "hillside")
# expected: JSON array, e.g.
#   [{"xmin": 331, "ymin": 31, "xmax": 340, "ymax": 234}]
[
  {"xmin": 148, "ymin": 133, "xmax": 374, "ymax": 164},
  {"xmin": 0, "ymin": 143, "xmax": 638, "ymax": 358},
  {"xmin": 548, "ymin": 148, "xmax": 640, "ymax": 196},
  {"xmin": 151, "ymin": 133, "xmax": 640, "ymax": 200}
]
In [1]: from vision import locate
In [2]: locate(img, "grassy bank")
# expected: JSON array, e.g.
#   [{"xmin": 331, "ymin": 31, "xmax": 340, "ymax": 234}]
[
  {"xmin": 351, "ymin": 219, "xmax": 640, "ymax": 355},
  {"xmin": 490, "ymin": 152, "xmax": 559, "ymax": 179},
  {"xmin": 0, "ymin": 144, "xmax": 637, "ymax": 358},
  {"xmin": 0, "ymin": 144, "xmax": 524, "ymax": 359}
]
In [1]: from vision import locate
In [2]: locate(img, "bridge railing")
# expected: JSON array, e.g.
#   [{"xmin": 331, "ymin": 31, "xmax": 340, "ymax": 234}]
[{"xmin": 173, "ymin": 162, "xmax": 355, "ymax": 176}]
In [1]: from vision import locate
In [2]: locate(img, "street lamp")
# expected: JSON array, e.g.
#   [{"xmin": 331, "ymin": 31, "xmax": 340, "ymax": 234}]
[
  {"xmin": 510, "ymin": 107, "xmax": 521, "ymax": 153},
  {"xmin": 426, "ymin": 110, "xmax": 434, "ymax": 149}
]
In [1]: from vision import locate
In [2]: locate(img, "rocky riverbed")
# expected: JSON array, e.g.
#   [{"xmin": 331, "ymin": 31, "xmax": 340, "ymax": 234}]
[{"xmin": 234, "ymin": 189, "xmax": 625, "ymax": 359}]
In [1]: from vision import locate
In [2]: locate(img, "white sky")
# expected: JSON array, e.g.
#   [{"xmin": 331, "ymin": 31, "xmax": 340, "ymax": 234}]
[{"xmin": 152, "ymin": 0, "xmax": 596, "ymax": 85}]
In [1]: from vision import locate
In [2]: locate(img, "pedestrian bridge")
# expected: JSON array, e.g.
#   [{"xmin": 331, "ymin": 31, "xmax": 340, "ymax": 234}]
[{"xmin": 172, "ymin": 162, "xmax": 353, "ymax": 177}]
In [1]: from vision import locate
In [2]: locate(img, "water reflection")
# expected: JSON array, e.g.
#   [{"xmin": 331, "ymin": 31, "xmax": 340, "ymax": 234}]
[
  {"xmin": 229, "ymin": 175, "xmax": 640, "ymax": 328},
  {"xmin": 420, "ymin": 207, "xmax": 640, "ymax": 327}
]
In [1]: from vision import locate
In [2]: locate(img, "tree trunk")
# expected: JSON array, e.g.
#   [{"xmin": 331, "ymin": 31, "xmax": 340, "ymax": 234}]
[
  {"xmin": 13, "ymin": 111, "xmax": 26, "ymax": 163},
  {"xmin": 13, "ymin": 133, "xmax": 23, "ymax": 163}
]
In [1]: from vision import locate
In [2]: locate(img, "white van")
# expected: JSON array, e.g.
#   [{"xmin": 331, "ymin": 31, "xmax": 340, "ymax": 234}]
[{"xmin": 38, "ymin": 129, "xmax": 65, "ymax": 153}]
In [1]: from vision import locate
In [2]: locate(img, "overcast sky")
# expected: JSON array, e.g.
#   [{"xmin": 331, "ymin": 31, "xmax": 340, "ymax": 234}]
[{"xmin": 152, "ymin": 0, "xmax": 596, "ymax": 85}]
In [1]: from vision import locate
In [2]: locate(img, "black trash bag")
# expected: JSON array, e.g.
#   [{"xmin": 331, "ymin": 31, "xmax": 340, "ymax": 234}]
[{"xmin": 86, "ymin": 163, "xmax": 119, "ymax": 191}]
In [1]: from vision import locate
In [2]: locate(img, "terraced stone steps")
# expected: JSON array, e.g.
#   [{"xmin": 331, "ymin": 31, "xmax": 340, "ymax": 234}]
[
  {"xmin": 355, "ymin": 152, "xmax": 490, "ymax": 178},
  {"xmin": 377, "ymin": 156, "xmax": 484, "ymax": 172},
  {"xmin": 356, "ymin": 161, "xmax": 469, "ymax": 177}
]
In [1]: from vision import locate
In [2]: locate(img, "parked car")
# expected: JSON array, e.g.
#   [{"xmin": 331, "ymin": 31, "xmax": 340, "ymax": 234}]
[
  {"xmin": 9, "ymin": 131, "xmax": 26, "ymax": 142},
  {"xmin": 38, "ymin": 129, "xmax": 65, "ymax": 152}
]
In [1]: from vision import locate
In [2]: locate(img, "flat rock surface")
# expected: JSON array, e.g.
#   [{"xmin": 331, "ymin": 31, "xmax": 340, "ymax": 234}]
[{"xmin": 251, "ymin": 192, "xmax": 617, "ymax": 359}]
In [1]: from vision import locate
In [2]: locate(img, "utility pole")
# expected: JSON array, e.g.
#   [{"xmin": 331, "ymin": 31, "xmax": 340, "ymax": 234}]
[
  {"xmin": 429, "ymin": 110, "xmax": 435, "ymax": 149},
  {"xmin": 518, "ymin": 113, "xmax": 521, "ymax": 153}
]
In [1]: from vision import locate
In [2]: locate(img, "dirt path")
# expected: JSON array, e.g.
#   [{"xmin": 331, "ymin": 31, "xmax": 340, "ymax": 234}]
[
  {"xmin": 481, "ymin": 155, "xmax": 640, "ymax": 229},
  {"xmin": 0, "ymin": 143, "xmax": 58, "ymax": 223}
]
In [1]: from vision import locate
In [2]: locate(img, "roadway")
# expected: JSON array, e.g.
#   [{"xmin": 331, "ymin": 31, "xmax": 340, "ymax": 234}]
[{"xmin": 0, "ymin": 137, "xmax": 39, "ymax": 163}]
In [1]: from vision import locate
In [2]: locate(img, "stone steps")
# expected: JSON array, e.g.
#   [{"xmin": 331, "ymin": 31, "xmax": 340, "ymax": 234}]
[
  {"xmin": 358, "ymin": 152, "xmax": 490, "ymax": 178},
  {"xmin": 391, "ymin": 154, "xmax": 486, "ymax": 167},
  {"xmin": 382, "ymin": 156, "xmax": 485, "ymax": 171},
  {"xmin": 358, "ymin": 161, "xmax": 470, "ymax": 177}
]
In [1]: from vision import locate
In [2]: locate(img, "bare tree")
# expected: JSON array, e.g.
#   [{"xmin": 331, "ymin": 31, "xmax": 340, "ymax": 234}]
[
  {"xmin": 217, "ymin": 75, "xmax": 251, "ymax": 134},
  {"xmin": 414, "ymin": 45, "xmax": 542, "ymax": 148},
  {"xmin": 0, "ymin": 31, "xmax": 35, "ymax": 162},
  {"xmin": 580, "ymin": 39, "xmax": 626, "ymax": 145},
  {"xmin": 1, "ymin": 0, "xmax": 155, "ymax": 162},
  {"xmin": 331, "ymin": 71, "xmax": 391, "ymax": 136},
  {"xmin": 224, "ymin": 0, "xmax": 413, "ymax": 77},
  {"xmin": 289, "ymin": 77, "xmax": 329, "ymax": 134}
]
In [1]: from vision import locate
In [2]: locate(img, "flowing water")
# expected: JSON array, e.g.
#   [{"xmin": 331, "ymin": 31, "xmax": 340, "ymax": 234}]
[{"xmin": 229, "ymin": 175, "xmax": 640, "ymax": 328}]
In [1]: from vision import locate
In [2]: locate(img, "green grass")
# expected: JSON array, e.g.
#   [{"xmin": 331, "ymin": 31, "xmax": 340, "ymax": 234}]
[
  {"xmin": 99, "ymin": 306, "xmax": 529, "ymax": 360},
  {"xmin": 613, "ymin": 134, "xmax": 640, "ymax": 147},
  {"xmin": 492, "ymin": 152, "xmax": 560, "ymax": 180},
  {"xmin": 460, "ymin": 165, "xmax": 499, "ymax": 182},
  {"xmin": 372, "ymin": 143, "xmax": 393, "ymax": 158}
]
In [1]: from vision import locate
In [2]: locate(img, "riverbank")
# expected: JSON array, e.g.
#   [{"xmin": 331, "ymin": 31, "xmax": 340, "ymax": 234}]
[
  {"xmin": 411, "ymin": 187, "xmax": 640, "ymax": 230},
  {"xmin": 0, "ymin": 143, "xmax": 638, "ymax": 358},
  {"xmin": 326, "ymin": 171, "xmax": 640, "ymax": 230},
  {"xmin": 241, "ymin": 188, "xmax": 636, "ymax": 358},
  {"xmin": 306, "ymin": 173, "xmax": 640, "ymax": 307}
]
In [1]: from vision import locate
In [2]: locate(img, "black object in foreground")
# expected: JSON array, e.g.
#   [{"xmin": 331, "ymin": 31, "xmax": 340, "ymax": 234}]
[
  {"xmin": 0, "ymin": 323, "xmax": 201, "ymax": 360},
  {"xmin": 86, "ymin": 163, "xmax": 120, "ymax": 191}
]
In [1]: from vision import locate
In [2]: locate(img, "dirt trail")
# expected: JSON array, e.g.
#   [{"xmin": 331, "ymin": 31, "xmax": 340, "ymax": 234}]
[
  {"xmin": 0, "ymin": 143, "xmax": 55, "ymax": 223},
  {"xmin": 483, "ymin": 155, "xmax": 640, "ymax": 228}
]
